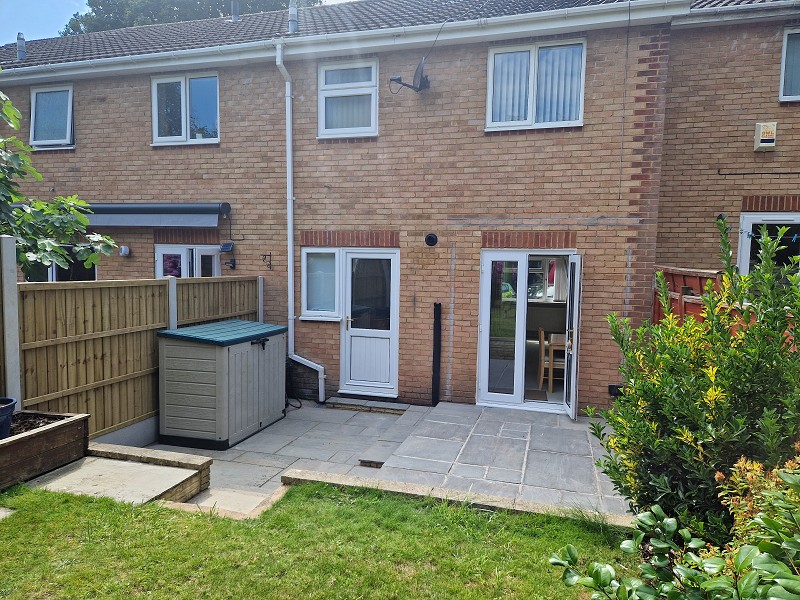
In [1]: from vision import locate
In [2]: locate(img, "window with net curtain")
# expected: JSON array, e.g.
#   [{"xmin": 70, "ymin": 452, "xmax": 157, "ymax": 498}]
[
  {"xmin": 487, "ymin": 41, "xmax": 585, "ymax": 130},
  {"xmin": 318, "ymin": 61, "xmax": 378, "ymax": 138},
  {"xmin": 782, "ymin": 30, "xmax": 800, "ymax": 100},
  {"xmin": 30, "ymin": 86, "xmax": 73, "ymax": 146}
]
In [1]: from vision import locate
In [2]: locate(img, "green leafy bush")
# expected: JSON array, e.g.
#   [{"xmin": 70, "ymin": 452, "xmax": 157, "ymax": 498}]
[{"xmin": 593, "ymin": 220, "xmax": 800, "ymax": 544}]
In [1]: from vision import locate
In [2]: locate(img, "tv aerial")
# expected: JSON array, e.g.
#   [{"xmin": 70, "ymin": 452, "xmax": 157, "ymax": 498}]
[{"xmin": 389, "ymin": 57, "xmax": 430, "ymax": 92}]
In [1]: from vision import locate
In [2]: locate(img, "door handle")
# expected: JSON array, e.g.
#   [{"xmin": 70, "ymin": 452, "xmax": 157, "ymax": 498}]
[{"xmin": 346, "ymin": 316, "xmax": 353, "ymax": 330}]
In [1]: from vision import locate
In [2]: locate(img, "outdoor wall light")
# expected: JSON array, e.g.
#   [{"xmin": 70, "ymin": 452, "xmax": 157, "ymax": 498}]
[
  {"xmin": 119, "ymin": 245, "xmax": 130, "ymax": 257},
  {"xmin": 425, "ymin": 233, "xmax": 438, "ymax": 247}
]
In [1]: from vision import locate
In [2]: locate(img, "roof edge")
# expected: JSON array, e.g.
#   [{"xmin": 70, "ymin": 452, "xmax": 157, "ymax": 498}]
[
  {"xmin": 676, "ymin": 0, "xmax": 800, "ymax": 26},
  {"xmin": 0, "ymin": 0, "xmax": 691, "ymax": 85}
]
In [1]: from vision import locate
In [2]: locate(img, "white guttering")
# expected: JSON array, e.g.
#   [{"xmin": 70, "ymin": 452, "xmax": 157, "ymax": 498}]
[
  {"xmin": 275, "ymin": 41, "xmax": 326, "ymax": 405},
  {"xmin": 674, "ymin": 0, "xmax": 800, "ymax": 27},
  {"xmin": 2, "ymin": 0, "xmax": 690, "ymax": 85}
]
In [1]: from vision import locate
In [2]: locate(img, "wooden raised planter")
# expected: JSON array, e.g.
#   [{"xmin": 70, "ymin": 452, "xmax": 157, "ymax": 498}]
[{"xmin": 0, "ymin": 411, "xmax": 89, "ymax": 491}]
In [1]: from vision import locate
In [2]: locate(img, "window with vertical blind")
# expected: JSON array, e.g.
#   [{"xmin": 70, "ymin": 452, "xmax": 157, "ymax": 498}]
[
  {"xmin": 781, "ymin": 29, "xmax": 800, "ymax": 101},
  {"xmin": 318, "ymin": 60, "xmax": 378, "ymax": 138},
  {"xmin": 486, "ymin": 41, "xmax": 585, "ymax": 131}
]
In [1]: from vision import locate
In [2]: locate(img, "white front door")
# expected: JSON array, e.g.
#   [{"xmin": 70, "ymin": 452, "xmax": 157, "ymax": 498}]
[
  {"xmin": 562, "ymin": 254, "xmax": 582, "ymax": 419},
  {"xmin": 339, "ymin": 249, "xmax": 400, "ymax": 397}
]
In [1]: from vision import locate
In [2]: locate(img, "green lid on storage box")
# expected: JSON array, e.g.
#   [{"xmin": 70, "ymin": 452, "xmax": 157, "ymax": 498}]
[{"xmin": 157, "ymin": 319, "xmax": 288, "ymax": 346}]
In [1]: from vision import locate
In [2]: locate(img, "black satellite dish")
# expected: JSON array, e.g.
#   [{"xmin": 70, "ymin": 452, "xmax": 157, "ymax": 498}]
[{"xmin": 389, "ymin": 57, "xmax": 430, "ymax": 92}]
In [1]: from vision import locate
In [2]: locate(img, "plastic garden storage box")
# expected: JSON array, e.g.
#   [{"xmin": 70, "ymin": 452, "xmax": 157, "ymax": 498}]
[{"xmin": 157, "ymin": 319, "xmax": 287, "ymax": 449}]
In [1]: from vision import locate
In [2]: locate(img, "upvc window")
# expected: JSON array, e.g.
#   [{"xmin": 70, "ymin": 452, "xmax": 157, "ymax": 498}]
[
  {"xmin": 737, "ymin": 213, "xmax": 800, "ymax": 275},
  {"xmin": 486, "ymin": 41, "xmax": 585, "ymax": 131},
  {"xmin": 30, "ymin": 85, "xmax": 73, "ymax": 147},
  {"xmin": 301, "ymin": 248, "xmax": 340, "ymax": 320},
  {"xmin": 155, "ymin": 245, "xmax": 221, "ymax": 278},
  {"xmin": 781, "ymin": 29, "xmax": 800, "ymax": 101},
  {"xmin": 318, "ymin": 61, "xmax": 378, "ymax": 138},
  {"xmin": 151, "ymin": 74, "xmax": 219, "ymax": 144}
]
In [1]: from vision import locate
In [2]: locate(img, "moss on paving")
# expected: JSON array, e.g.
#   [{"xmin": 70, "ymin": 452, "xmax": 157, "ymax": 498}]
[{"xmin": 0, "ymin": 483, "xmax": 632, "ymax": 599}]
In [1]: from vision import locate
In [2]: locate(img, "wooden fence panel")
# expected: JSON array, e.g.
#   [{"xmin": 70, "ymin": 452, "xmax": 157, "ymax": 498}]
[
  {"xmin": 18, "ymin": 279, "xmax": 168, "ymax": 436},
  {"xmin": 652, "ymin": 266, "xmax": 720, "ymax": 323},
  {"xmin": 177, "ymin": 276, "xmax": 260, "ymax": 326}
]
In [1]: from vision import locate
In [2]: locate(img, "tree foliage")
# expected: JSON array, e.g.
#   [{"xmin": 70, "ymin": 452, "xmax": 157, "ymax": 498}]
[
  {"xmin": 593, "ymin": 220, "xmax": 800, "ymax": 545},
  {"xmin": 0, "ymin": 88, "xmax": 115, "ymax": 279},
  {"xmin": 61, "ymin": 0, "xmax": 322, "ymax": 35}
]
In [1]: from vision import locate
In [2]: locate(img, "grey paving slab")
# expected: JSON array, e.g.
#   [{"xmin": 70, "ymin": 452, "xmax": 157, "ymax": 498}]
[
  {"xmin": 469, "ymin": 478, "xmax": 519, "ymax": 500},
  {"xmin": 425, "ymin": 411, "xmax": 481, "ymax": 427},
  {"xmin": 394, "ymin": 435, "xmax": 464, "ymax": 462},
  {"xmin": 405, "ymin": 405, "xmax": 432, "ymax": 413},
  {"xmin": 281, "ymin": 459, "xmax": 354, "ymax": 475},
  {"xmin": 499, "ymin": 428, "xmax": 529, "ymax": 440},
  {"xmin": 230, "ymin": 452, "xmax": 296, "ymax": 469},
  {"xmin": 233, "ymin": 433, "xmax": 296, "ymax": 454},
  {"xmin": 275, "ymin": 443, "xmax": 337, "ymax": 461},
  {"xmin": 256, "ymin": 419, "xmax": 318, "ymax": 438},
  {"xmin": 478, "ymin": 407, "xmax": 558, "ymax": 426},
  {"xmin": 148, "ymin": 444, "xmax": 241, "ymax": 461},
  {"xmin": 429, "ymin": 403, "xmax": 483, "ymax": 416},
  {"xmin": 395, "ymin": 411, "xmax": 427, "ymax": 427},
  {"xmin": 412, "ymin": 420, "xmax": 473, "ymax": 442},
  {"xmin": 189, "ymin": 487, "xmax": 275, "ymax": 514},
  {"xmin": 528, "ymin": 425, "xmax": 591, "ymax": 457},
  {"xmin": 442, "ymin": 474, "xmax": 476, "ymax": 493},
  {"xmin": 519, "ymin": 485, "xmax": 601, "ymax": 512},
  {"xmin": 285, "ymin": 406, "xmax": 357, "ymax": 423},
  {"xmin": 31, "ymin": 457, "xmax": 195, "ymax": 504},
  {"xmin": 210, "ymin": 460, "xmax": 282, "ymax": 489},
  {"xmin": 360, "ymin": 441, "xmax": 401, "ymax": 464},
  {"xmin": 346, "ymin": 412, "xmax": 401, "ymax": 428},
  {"xmin": 457, "ymin": 435, "xmax": 527, "ymax": 470},
  {"xmin": 382, "ymin": 454, "xmax": 453, "ymax": 474},
  {"xmin": 523, "ymin": 450, "xmax": 597, "ymax": 494},
  {"xmin": 601, "ymin": 495, "xmax": 631, "ymax": 516},
  {"xmin": 378, "ymin": 425, "xmax": 416, "ymax": 442},
  {"xmin": 329, "ymin": 450, "xmax": 357, "ymax": 464},
  {"xmin": 371, "ymin": 465, "xmax": 446, "ymax": 488},
  {"xmin": 449, "ymin": 463, "xmax": 486, "ymax": 479},
  {"xmin": 310, "ymin": 422, "xmax": 369, "ymax": 436},
  {"xmin": 472, "ymin": 420, "xmax": 503, "ymax": 436},
  {"xmin": 486, "ymin": 467, "xmax": 523, "ymax": 484},
  {"xmin": 346, "ymin": 465, "xmax": 384, "ymax": 479}
]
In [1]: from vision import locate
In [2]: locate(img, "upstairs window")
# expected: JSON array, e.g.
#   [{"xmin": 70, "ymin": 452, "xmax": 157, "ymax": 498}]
[
  {"xmin": 30, "ymin": 85, "xmax": 73, "ymax": 147},
  {"xmin": 486, "ymin": 41, "xmax": 585, "ymax": 131},
  {"xmin": 151, "ymin": 74, "xmax": 219, "ymax": 144},
  {"xmin": 318, "ymin": 60, "xmax": 378, "ymax": 138},
  {"xmin": 781, "ymin": 29, "xmax": 800, "ymax": 101}
]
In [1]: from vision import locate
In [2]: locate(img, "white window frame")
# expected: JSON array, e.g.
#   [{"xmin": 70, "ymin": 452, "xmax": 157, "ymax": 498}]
[
  {"xmin": 485, "ymin": 40, "xmax": 586, "ymax": 132},
  {"xmin": 737, "ymin": 212, "xmax": 800, "ymax": 275},
  {"xmin": 318, "ymin": 60, "xmax": 378, "ymax": 139},
  {"xmin": 301, "ymin": 247, "xmax": 341, "ymax": 321},
  {"xmin": 155, "ymin": 244, "xmax": 221, "ymax": 278},
  {"xmin": 151, "ymin": 73, "xmax": 220, "ymax": 145},
  {"xmin": 30, "ymin": 84, "xmax": 74, "ymax": 147},
  {"xmin": 780, "ymin": 28, "xmax": 800, "ymax": 101}
]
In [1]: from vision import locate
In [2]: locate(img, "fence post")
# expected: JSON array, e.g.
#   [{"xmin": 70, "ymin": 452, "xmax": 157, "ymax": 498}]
[
  {"xmin": 0, "ymin": 236, "xmax": 21, "ymax": 410},
  {"xmin": 257, "ymin": 276, "xmax": 265, "ymax": 323},
  {"xmin": 167, "ymin": 276, "xmax": 178, "ymax": 329}
]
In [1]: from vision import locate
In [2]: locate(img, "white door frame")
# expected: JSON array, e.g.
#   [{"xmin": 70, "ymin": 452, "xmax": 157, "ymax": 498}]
[
  {"xmin": 737, "ymin": 212, "xmax": 800, "ymax": 275},
  {"xmin": 477, "ymin": 248, "xmax": 581, "ymax": 417},
  {"xmin": 155, "ymin": 244, "xmax": 221, "ymax": 278},
  {"xmin": 338, "ymin": 248, "xmax": 400, "ymax": 398},
  {"xmin": 562, "ymin": 254, "xmax": 582, "ymax": 420}
]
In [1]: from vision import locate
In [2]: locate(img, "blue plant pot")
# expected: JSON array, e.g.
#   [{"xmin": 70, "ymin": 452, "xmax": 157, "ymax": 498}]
[{"xmin": 0, "ymin": 398, "xmax": 16, "ymax": 440}]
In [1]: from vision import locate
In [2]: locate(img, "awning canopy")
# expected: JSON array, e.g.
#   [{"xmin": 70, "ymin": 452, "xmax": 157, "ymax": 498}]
[{"xmin": 87, "ymin": 203, "xmax": 231, "ymax": 228}]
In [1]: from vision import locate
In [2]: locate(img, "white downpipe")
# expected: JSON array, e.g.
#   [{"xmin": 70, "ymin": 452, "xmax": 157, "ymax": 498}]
[{"xmin": 276, "ymin": 42, "xmax": 326, "ymax": 405}]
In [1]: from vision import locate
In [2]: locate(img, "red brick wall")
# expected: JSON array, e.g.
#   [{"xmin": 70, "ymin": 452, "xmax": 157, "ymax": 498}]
[
  {"xmin": 5, "ymin": 24, "xmax": 671, "ymax": 409},
  {"xmin": 659, "ymin": 21, "xmax": 800, "ymax": 269}
]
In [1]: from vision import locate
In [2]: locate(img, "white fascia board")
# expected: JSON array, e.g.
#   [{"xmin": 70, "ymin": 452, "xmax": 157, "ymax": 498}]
[{"xmin": 0, "ymin": 0, "xmax": 691, "ymax": 86}]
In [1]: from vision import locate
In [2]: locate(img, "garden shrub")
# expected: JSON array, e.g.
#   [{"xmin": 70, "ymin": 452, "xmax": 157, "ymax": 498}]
[
  {"xmin": 592, "ymin": 220, "xmax": 800, "ymax": 544},
  {"xmin": 550, "ymin": 458, "xmax": 800, "ymax": 599}
]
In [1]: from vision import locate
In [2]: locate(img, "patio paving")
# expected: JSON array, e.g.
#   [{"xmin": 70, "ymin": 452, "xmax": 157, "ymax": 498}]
[{"xmin": 150, "ymin": 401, "xmax": 629, "ymax": 519}]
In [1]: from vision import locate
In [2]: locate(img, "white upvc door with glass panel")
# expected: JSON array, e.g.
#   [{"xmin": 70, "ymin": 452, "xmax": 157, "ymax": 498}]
[
  {"xmin": 339, "ymin": 249, "xmax": 399, "ymax": 397},
  {"xmin": 477, "ymin": 250, "xmax": 582, "ymax": 418}
]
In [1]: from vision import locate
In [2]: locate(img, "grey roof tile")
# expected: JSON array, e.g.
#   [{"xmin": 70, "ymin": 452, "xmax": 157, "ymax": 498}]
[{"xmin": 0, "ymin": 0, "xmax": 793, "ymax": 71}]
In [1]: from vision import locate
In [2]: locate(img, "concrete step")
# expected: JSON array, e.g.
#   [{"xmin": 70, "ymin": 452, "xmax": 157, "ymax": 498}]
[
  {"xmin": 326, "ymin": 396, "xmax": 410, "ymax": 414},
  {"xmin": 359, "ymin": 440, "xmax": 401, "ymax": 468},
  {"xmin": 161, "ymin": 484, "xmax": 288, "ymax": 519}
]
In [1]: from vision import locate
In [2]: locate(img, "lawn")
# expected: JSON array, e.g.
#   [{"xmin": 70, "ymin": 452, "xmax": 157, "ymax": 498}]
[{"xmin": 0, "ymin": 483, "xmax": 632, "ymax": 599}]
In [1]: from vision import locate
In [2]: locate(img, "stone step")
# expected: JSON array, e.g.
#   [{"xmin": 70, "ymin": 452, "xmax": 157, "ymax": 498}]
[
  {"xmin": 161, "ymin": 485, "xmax": 288, "ymax": 520},
  {"xmin": 326, "ymin": 396, "xmax": 410, "ymax": 414},
  {"xmin": 358, "ymin": 440, "xmax": 401, "ymax": 468}
]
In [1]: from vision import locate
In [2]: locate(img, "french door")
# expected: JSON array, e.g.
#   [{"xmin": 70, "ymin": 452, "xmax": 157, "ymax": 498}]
[
  {"xmin": 477, "ymin": 250, "xmax": 582, "ymax": 418},
  {"xmin": 339, "ymin": 249, "xmax": 400, "ymax": 397}
]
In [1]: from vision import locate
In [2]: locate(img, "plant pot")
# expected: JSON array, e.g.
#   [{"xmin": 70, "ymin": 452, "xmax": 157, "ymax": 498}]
[
  {"xmin": 0, "ymin": 398, "xmax": 15, "ymax": 440},
  {"xmin": 0, "ymin": 411, "xmax": 89, "ymax": 491}
]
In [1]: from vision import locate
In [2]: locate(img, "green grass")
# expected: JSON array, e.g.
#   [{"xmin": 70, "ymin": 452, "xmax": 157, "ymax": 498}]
[{"xmin": 0, "ymin": 483, "xmax": 633, "ymax": 599}]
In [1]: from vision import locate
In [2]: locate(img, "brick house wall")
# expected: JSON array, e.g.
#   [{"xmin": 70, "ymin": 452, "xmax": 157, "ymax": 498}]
[
  {"xmin": 5, "ymin": 23, "xmax": 671, "ymax": 409},
  {"xmin": 659, "ymin": 20, "xmax": 800, "ymax": 269}
]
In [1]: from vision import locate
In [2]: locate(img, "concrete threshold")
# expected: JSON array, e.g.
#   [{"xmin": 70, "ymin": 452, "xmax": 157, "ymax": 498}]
[
  {"xmin": 326, "ymin": 397, "xmax": 412, "ymax": 415},
  {"xmin": 280, "ymin": 468, "xmax": 633, "ymax": 528}
]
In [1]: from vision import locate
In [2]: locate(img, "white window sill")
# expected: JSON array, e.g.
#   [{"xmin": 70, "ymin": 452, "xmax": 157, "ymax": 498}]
[
  {"xmin": 484, "ymin": 121, "xmax": 583, "ymax": 132},
  {"xmin": 779, "ymin": 95, "xmax": 800, "ymax": 102},
  {"xmin": 317, "ymin": 132, "xmax": 377, "ymax": 140},
  {"xmin": 151, "ymin": 139, "xmax": 220, "ymax": 147},
  {"xmin": 32, "ymin": 145, "xmax": 75, "ymax": 151},
  {"xmin": 299, "ymin": 315, "xmax": 342, "ymax": 322}
]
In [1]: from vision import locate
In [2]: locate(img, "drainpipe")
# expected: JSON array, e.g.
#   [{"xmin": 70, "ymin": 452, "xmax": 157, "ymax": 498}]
[{"xmin": 275, "ymin": 42, "xmax": 326, "ymax": 405}]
